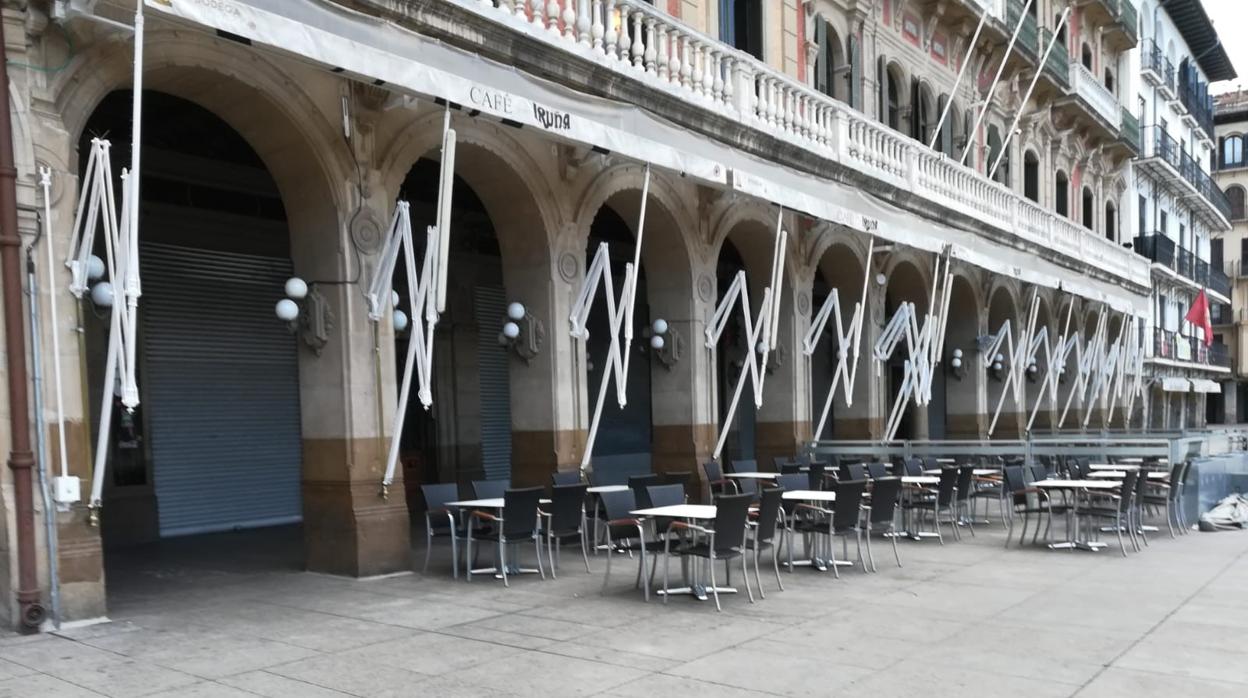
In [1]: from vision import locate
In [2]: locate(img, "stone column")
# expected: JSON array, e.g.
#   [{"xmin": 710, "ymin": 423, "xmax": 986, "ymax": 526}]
[{"xmin": 757, "ymin": 268, "xmax": 813, "ymax": 468}]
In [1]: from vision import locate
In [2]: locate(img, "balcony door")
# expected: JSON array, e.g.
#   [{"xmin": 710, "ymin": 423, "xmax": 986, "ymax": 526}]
[{"xmin": 720, "ymin": 0, "xmax": 763, "ymax": 60}]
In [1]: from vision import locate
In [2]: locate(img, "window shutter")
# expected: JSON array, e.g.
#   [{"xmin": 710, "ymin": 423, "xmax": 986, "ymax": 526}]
[
  {"xmin": 849, "ymin": 36, "xmax": 861, "ymax": 109},
  {"xmin": 815, "ymin": 20, "xmax": 828, "ymax": 94},
  {"xmin": 877, "ymin": 56, "xmax": 886, "ymax": 123}
]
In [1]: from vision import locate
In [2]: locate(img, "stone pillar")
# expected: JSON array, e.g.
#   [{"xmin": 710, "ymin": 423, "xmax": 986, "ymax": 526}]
[{"xmin": 757, "ymin": 269, "xmax": 813, "ymax": 468}]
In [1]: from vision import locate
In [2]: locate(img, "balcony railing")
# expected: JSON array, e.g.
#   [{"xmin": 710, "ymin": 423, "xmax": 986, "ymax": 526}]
[
  {"xmin": 1212, "ymin": 301, "xmax": 1233, "ymax": 325},
  {"xmin": 1120, "ymin": 108, "xmax": 1140, "ymax": 152},
  {"xmin": 464, "ymin": 0, "xmax": 1148, "ymax": 288},
  {"xmin": 1179, "ymin": 81, "xmax": 1215, "ymax": 141},
  {"xmin": 1210, "ymin": 267, "xmax": 1231, "ymax": 298},
  {"xmin": 1039, "ymin": 29, "xmax": 1069, "ymax": 89},
  {"xmin": 1140, "ymin": 126, "xmax": 1232, "ymax": 222},
  {"xmin": 1133, "ymin": 232, "xmax": 1227, "ymax": 294},
  {"xmin": 1068, "ymin": 61, "xmax": 1121, "ymax": 128},
  {"xmin": 1007, "ymin": 0, "xmax": 1039, "ymax": 62},
  {"xmin": 1133, "ymin": 232, "xmax": 1176, "ymax": 268},
  {"xmin": 1117, "ymin": 0, "xmax": 1138, "ymax": 44},
  {"xmin": 1142, "ymin": 39, "xmax": 1175, "ymax": 95},
  {"xmin": 1154, "ymin": 329, "xmax": 1229, "ymax": 367}
]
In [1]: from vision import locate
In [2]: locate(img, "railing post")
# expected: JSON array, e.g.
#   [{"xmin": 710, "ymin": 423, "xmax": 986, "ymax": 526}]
[{"xmin": 905, "ymin": 144, "xmax": 920, "ymax": 189}]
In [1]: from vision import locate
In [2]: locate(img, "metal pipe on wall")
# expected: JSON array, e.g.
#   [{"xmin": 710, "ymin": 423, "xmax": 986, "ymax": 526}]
[{"xmin": 0, "ymin": 11, "xmax": 47, "ymax": 631}]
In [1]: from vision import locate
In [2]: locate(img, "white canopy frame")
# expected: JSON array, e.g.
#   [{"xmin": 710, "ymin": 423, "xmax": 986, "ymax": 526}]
[
  {"xmin": 570, "ymin": 166, "xmax": 651, "ymax": 472},
  {"xmin": 373, "ymin": 111, "xmax": 456, "ymax": 490},
  {"xmin": 707, "ymin": 211, "xmax": 787, "ymax": 461},
  {"xmin": 66, "ymin": 139, "xmax": 141, "ymax": 512},
  {"xmin": 872, "ymin": 249, "xmax": 953, "ymax": 443},
  {"xmin": 803, "ymin": 238, "xmax": 874, "ymax": 441}
]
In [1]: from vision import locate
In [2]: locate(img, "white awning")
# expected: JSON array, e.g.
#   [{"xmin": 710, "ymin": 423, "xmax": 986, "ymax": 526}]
[
  {"xmin": 145, "ymin": 0, "xmax": 1148, "ymax": 316},
  {"xmin": 1161, "ymin": 377, "xmax": 1191, "ymax": 393},
  {"xmin": 1190, "ymin": 378, "xmax": 1223, "ymax": 394}
]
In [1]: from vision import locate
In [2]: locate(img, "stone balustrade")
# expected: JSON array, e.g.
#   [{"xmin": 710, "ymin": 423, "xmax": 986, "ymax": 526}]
[
  {"xmin": 1069, "ymin": 62, "xmax": 1122, "ymax": 129},
  {"xmin": 468, "ymin": 0, "xmax": 1148, "ymax": 287}
]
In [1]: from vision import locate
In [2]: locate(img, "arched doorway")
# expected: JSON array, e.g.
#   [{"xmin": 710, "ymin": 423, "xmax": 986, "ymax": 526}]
[
  {"xmin": 814, "ymin": 18, "xmax": 848, "ymax": 103},
  {"xmin": 1082, "ymin": 186, "xmax": 1095, "ymax": 230},
  {"xmin": 813, "ymin": 241, "xmax": 867, "ymax": 439},
  {"xmin": 392, "ymin": 157, "xmax": 511, "ymax": 493},
  {"xmin": 943, "ymin": 275, "xmax": 983, "ymax": 438},
  {"xmin": 987, "ymin": 286, "xmax": 1021, "ymax": 438},
  {"xmin": 82, "ymin": 90, "xmax": 304, "ymax": 548},
  {"xmin": 715, "ymin": 239, "xmax": 757, "ymax": 466},
  {"xmin": 1024, "ymin": 151, "xmax": 1040, "ymax": 202},
  {"xmin": 1105, "ymin": 202, "xmax": 1118, "ymax": 242},
  {"xmin": 1055, "ymin": 170, "xmax": 1070, "ymax": 217},
  {"xmin": 883, "ymin": 261, "xmax": 931, "ymax": 440}
]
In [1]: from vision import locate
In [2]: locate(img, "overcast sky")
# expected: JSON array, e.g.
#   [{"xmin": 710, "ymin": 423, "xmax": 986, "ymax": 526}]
[{"xmin": 1206, "ymin": 0, "xmax": 1248, "ymax": 93}]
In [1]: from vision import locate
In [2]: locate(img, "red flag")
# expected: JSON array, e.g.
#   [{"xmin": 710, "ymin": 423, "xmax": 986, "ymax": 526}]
[{"xmin": 1184, "ymin": 289, "xmax": 1213, "ymax": 347}]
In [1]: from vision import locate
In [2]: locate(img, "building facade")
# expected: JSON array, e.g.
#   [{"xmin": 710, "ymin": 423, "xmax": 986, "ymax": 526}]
[
  {"xmin": 1212, "ymin": 89, "xmax": 1248, "ymax": 424},
  {"xmin": 1130, "ymin": 0, "xmax": 1235, "ymax": 429},
  {"xmin": 0, "ymin": 0, "xmax": 1221, "ymax": 628}
]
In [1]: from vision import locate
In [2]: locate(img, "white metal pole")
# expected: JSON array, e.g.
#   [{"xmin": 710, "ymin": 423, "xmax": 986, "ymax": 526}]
[
  {"xmin": 989, "ymin": 8, "xmax": 1071, "ymax": 180},
  {"xmin": 929, "ymin": 7, "xmax": 990, "ymax": 151},
  {"xmin": 39, "ymin": 169, "xmax": 69, "ymax": 479},
  {"xmin": 961, "ymin": 0, "xmax": 1034, "ymax": 167}
]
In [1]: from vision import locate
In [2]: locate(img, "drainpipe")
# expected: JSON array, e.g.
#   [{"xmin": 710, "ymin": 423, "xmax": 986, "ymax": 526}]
[{"xmin": 0, "ymin": 12, "xmax": 46, "ymax": 631}]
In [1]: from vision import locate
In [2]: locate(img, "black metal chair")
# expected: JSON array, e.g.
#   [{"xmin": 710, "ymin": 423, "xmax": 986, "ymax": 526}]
[
  {"xmin": 866, "ymin": 462, "xmax": 890, "ymax": 480},
  {"xmin": 775, "ymin": 473, "xmax": 807, "ymax": 492},
  {"xmin": 954, "ymin": 466, "xmax": 976, "ymax": 537},
  {"xmin": 863, "ymin": 476, "xmax": 903, "ymax": 572},
  {"xmin": 540, "ymin": 484, "xmax": 590, "ymax": 578},
  {"xmin": 644, "ymin": 484, "xmax": 686, "ymax": 545},
  {"xmin": 1077, "ymin": 470, "xmax": 1140, "ymax": 557},
  {"xmin": 628, "ymin": 474, "xmax": 662, "ymax": 508},
  {"xmin": 466, "ymin": 486, "xmax": 545, "ymax": 586},
  {"xmin": 735, "ymin": 476, "xmax": 761, "ymax": 503},
  {"xmin": 420, "ymin": 483, "xmax": 466, "ymax": 578},
  {"xmin": 903, "ymin": 467, "xmax": 959, "ymax": 544},
  {"xmin": 663, "ymin": 492, "xmax": 754, "ymax": 611},
  {"xmin": 661, "ymin": 470, "xmax": 694, "ymax": 495},
  {"xmin": 779, "ymin": 462, "xmax": 805, "ymax": 475},
  {"xmin": 807, "ymin": 461, "xmax": 830, "ymax": 490},
  {"xmin": 903, "ymin": 457, "xmax": 925, "ymax": 477},
  {"xmin": 598, "ymin": 489, "xmax": 663, "ymax": 601},
  {"xmin": 1003, "ymin": 465, "xmax": 1056, "ymax": 548},
  {"xmin": 839, "ymin": 462, "xmax": 867, "ymax": 482},
  {"xmin": 472, "ymin": 479, "xmax": 511, "ymax": 500},
  {"xmin": 731, "ymin": 458, "xmax": 758, "ymax": 474},
  {"xmin": 749, "ymin": 487, "xmax": 786, "ymax": 597},
  {"xmin": 771, "ymin": 456, "xmax": 791, "ymax": 472},
  {"xmin": 1143, "ymin": 461, "xmax": 1187, "ymax": 538},
  {"xmin": 814, "ymin": 479, "xmax": 868, "ymax": 577},
  {"xmin": 551, "ymin": 470, "xmax": 583, "ymax": 487},
  {"xmin": 702, "ymin": 460, "xmax": 737, "ymax": 498}
]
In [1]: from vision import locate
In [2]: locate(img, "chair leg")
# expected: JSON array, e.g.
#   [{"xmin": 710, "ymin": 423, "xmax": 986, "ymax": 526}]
[
  {"xmin": 855, "ymin": 529, "xmax": 866, "ymax": 574},
  {"xmin": 535, "ymin": 536, "xmax": 546, "ymax": 581},
  {"xmin": 581, "ymin": 527, "xmax": 592, "ymax": 573},
  {"xmin": 828, "ymin": 531, "xmax": 841, "ymax": 580},
  {"xmin": 466, "ymin": 533, "xmax": 474, "ymax": 583},
  {"xmin": 499, "ymin": 539, "xmax": 509, "ymax": 587},
  {"xmin": 450, "ymin": 533, "xmax": 459, "ymax": 580},
  {"xmin": 547, "ymin": 533, "xmax": 557, "ymax": 580},
  {"xmin": 933, "ymin": 504, "xmax": 943, "ymax": 545},
  {"xmin": 741, "ymin": 553, "xmax": 754, "ymax": 604},
  {"xmin": 772, "ymin": 545, "xmax": 784, "ymax": 592},
  {"xmin": 601, "ymin": 538, "xmax": 613, "ymax": 594},
  {"xmin": 890, "ymin": 527, "xmax": 902, "ymax": 568},
  {"xmin": 865, "ymin": 524, "xmax": 878, "ymax": 573},
  {"xmin": 708, "ymin": 553, "xmax": 722, "ymax": 611},
  {"xmin": 965, "ymin": 503, "xmax": 975, "ymax": 537},
  {"xmin": 1115, "ymin": 517, "xmax": 1127, "ymax": 558},
  {"xmin": 1165, "ymin": 499, "xmax": 1176, "ymax": 539},
  {"xmin": 423, "ymin": 528, "xmax": 433, "ymax": 574},
  {"xmin": 661, "ymin": 547, "xmax": 670, "ymax": 605},
  {"xmin": 639, "ymin": 546, "xmax": 649, "ymax": 601},
  {"xmin": 753, "ymin": 548, "xmax": 765, "ymax": 600}
]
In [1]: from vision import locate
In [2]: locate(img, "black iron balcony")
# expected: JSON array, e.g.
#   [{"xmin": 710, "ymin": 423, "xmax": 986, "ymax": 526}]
[
  {"xmin": 1154, "ymin": 327, "xmax": 1177, "ymax": 360},
  {"xmin": 1212, "ymin": 302, "xmax": 1233, "ymax": 325},
  {"xmin": 1180, "ymin": 81, "xmax": 1215, "ymax": 141},
  {"xmin": 1141, "ymin": 126, "xmax": 1232, "ymax": 223},
  {"xmin": 1039, "ymin": 28, "xmax": 1069, "ymax": 90},
  {"xmin": 1209, "ymin": 266, "xmax": 1230, "ymax": 298},
  {"xmin": 1177, "ymin": 245, "xmax": 1194, "ymax": 280},
  {"xmin": 1210, "ymin": 343, "xmax": 1231, "ymax": 368},
  {"xmin": 1007, "ymin": 0, "xmax": 1039, "ymax": 63},
  {"xmin": 1133, "ymin": 232, "xmax": 1175, "ymax": 268},
  {"xmin": 1119, "ymin": 107, "xmax": 1140, "ymax": 154},
  {"xmin": 1142, "ymin": 40, "xmax": 1175, "ymax": 95}
]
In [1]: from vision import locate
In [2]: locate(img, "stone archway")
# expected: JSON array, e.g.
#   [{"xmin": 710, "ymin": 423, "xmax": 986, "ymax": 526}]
[
  {"xmin": 882, "ymin": 258, "xmax": 931, "ymax": 440},
  {"xmin": 944, "ymin": 273, "xmax": 984, "ymax": 438},
  {"xmin": 987, "ymin": 284, "xmax": 1023, "ymax": 438}
]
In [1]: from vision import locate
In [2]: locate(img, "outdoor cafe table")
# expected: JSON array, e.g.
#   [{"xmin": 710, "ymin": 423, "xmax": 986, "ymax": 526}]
[
  {"xmin": 724, "ymin": 472, "xmax": 781, "ymax": 480},
  {"xmin": 447, "ymin": 497, "xmax": 551, "ymax": 577},
  {"xmin": 1029, "ymin": 480, "xmax": 1120, "ymax": 551},
  {"xmin": 1089, "ymin": 464, "xmax": 1141, "ymax": 471},
  {"xmin": 630, "ymin": 504, "xmax": 726, "ymax": 600},
  {"xmin": 779, "ymin": 490, "xmax": 843, "ymax": 571},
  {"xmin": 586, "ymin": 485, "xmax": 630, "ymax": 494},
  {"xmin": 1088, "ymin": 471, "xmax": 1168, "ymax": 480},
  {"xmin": 923, "ymin": 468, "xmax": 999, "ymax": 476}
]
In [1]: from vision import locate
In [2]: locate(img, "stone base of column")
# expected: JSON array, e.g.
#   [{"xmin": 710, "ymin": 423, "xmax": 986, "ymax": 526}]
[
  {"xmin": 945, "ymin": 413, "xmax": 985, "ymax": 440},
  {"xmin": 831, "ymin": 417, "xmax": 883, "ymax": 440},
  {"xmin": 652, "ymin": 423, "xmax": 715, "ymax": 495},
  {"xmin": 301, "ymin": 437, "xmax": 412, "ymax": 577},
  {"xmin": 512, "ymin": 429, "xmax": 586, "ymax": 488},
  {"xmin": 755, "ymin": 420, "xmax": 812, "ymax": 471},
  {"xmin": 56, "ymin": 507, "xmax": 107, "ymax": 621}
]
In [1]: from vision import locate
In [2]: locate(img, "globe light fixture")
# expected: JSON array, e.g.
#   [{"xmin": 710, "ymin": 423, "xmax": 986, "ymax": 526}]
[
  {"xmin": 392, "ymin": 309, "xmax": 409, "ymax": 332},
  {"xmin": 650, "ymin": 334, "xmax": 665, "ymax": 350},
  {"xmin": 502, "ymin": 321, "xmax": 521, "ymax": 339},
  {"xmin": 86, "ymin": 255, "xmax": 106, "ymax": 282},
  {"xmin": 90, "ymin": 281, "xmax": 114, "ymax": 308},
  {"xmin": 507, "ymin": 302, "xmax": 526, "ymax": 321},
  {"xmin": 275, "ymin": 298, "xmax": 299, "ymax": 322},
  {"xmin": 284, "ymin": 277, "xmax": 308, "ymax": 300},
  {"xmin": 652, "ymin": 318, "xmax": 668, "ymax": 335},
  {"xmin": 391, "ymin": 289, "xmax": 401, "ymax": 308}
]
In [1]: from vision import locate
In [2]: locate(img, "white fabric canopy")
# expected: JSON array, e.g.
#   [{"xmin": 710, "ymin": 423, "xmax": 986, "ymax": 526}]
[
  {"xmin": 1191, "ymin": 378, "xmax": 1223, "ymax": 394},
  {"xmin": 1161, "ymin": 377, "xmax": 1192, "ymax": 393},
  {"xmin": 147, "ymin": 0, "xmax": 1148, "ymax": 315}
]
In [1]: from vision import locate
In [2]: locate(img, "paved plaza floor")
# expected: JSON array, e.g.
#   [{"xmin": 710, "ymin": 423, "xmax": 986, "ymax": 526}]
[{"xmin": 3, "ymin": 517, "xmax": 1247, "ymax": 697}]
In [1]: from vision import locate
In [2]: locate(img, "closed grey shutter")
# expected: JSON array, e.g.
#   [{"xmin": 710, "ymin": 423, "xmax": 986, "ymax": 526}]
[
  {"xmin": 814, "ymin": 20, "xmax": 828, "ymax": 95},
  {"xmin": 849, "ymin": 36, "xmax": 861, "ymax": 110},
  {"xmin": 143, "ymin": 242, "xmax": 302, "ymax": 537},
  {"xmin": 473, "ymin": 287, "xmax": 512, "ymax": 481}
]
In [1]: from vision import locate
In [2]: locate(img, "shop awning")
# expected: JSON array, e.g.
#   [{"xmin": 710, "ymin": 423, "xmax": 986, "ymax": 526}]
[
  {"xmin": 1161, "ymin": 377, "xmax": 1192, "ymax": 393},
  {"xmin": 145, "ymin": 0, "xmax": 1148, "ymax": 316},
  {"xmin": 1190, "ymin": 378, "xmax": 1223, "ymax": 394}
]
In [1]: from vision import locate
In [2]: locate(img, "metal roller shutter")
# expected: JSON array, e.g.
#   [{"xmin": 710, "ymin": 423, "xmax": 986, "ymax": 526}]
[
  {"xmin": 473, "ymin": 287, "xmax": 511, "ymax": 481},
  {"xmin": 142, "ymin": 242, "xmax": 303, "ymax": 537}
]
